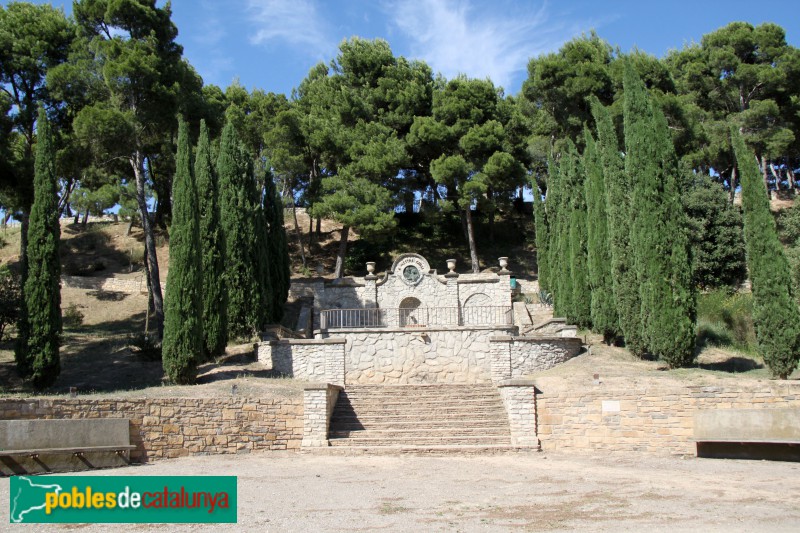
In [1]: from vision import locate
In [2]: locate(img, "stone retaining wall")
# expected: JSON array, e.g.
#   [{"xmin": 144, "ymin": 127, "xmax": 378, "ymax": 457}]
[
  {"xmin": 489, "ymin": 336, "xmax": 583, "ymax": 381},
  {"xmin": 0, "ymin": 397, "xmax": 303, "ymax": 462},
  {"xmin": 536, "ymin": 384, "xmax": 800, "ymax": 456},
  {"xmin": 61, "ymin": 275, "xmax": 166, "ymax": 294}
]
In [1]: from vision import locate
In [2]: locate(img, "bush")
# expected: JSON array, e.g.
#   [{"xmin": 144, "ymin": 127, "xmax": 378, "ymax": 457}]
[
  {"xmin": 0, "ymin": 266, "xmax": 21, "ymax": 342},
  {"xmin": 62, "ymin": 304, "xmax": 85, "ymax": 328},
  {"xmin": 696, "ymin": 289, "xmax": 756, "ymax": 352}
]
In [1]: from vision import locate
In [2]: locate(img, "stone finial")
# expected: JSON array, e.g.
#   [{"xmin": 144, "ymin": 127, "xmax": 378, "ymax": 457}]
[
  {"xmin": 445, "ymin": 258, "xmax": 459, "ymax": 278},
  {"xmin": 498, "ymin": 257, "xmax": 511, "ymax": 275},
  {"xmin": 365, "ymin": 261, "xmax": 378, "ymax": 280}
]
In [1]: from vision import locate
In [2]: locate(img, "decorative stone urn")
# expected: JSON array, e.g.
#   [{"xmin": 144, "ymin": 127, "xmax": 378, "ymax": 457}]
[
  {"xmin": 498, "ymin": 257, "xmax": 510, "ymax": 275},
  {"xmin": 447, "ymin": 259, "xmax": 456, "ymax": 273},
  {"xmin": 366, "ymin": 262, "xmax": 376, "ymax": 274}
]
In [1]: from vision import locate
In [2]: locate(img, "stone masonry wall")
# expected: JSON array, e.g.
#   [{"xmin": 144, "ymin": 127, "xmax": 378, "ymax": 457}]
[
  {"xmin": 339, "ymin": 327, "xmax": 516, "ymax": 384},
  {"xmin": 258, "ymin": 339, "xmax": 345, "ymax": 385},
  {"xmin": 0, "ymin": 397, "xmax": 303, "ymax": 462},
  {"xmin": 536, "ymin": 383, "xmax": 800, "ymax": 456}
]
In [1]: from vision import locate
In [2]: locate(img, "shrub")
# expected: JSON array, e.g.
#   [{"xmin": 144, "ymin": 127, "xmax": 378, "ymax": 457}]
[
  {"xmin": 62, "ymin": 303, "xmax": 85, "ymax": 328},
  {"xmin": 696, "ymin": 289, "xmax": 757, "ymax": 353}
]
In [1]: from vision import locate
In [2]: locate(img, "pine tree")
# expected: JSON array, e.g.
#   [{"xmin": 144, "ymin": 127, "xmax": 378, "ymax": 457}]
[
  {"xmin": 532, "ymin": 176, "xmax": 549, "ymax": 293},
  {"xmin": 218, "ymin": 121, "xmax": 261, "ymax": 339},
  {"xmin": 564, "ymin": 140, "xmax": 591, "ymax": 328},
  {"xmin": 732, "ymin": 126, "xmax": 800, "ymax": 379},
  {"xmin": 264, "ymin": 171, "xmax": 290, "ymax": 322},
  {"xmin": 20, "ymin": 106, "xmax": 62, "ymax": 389},
  {"xmin": 592, "ymin": 98, "xmax": 644, "ymax": 355},
  {"xmin": 583, "ymin": 126, "xmax": 619, "ymax": 343},
  {"xmin": 624, "ymin": 64, "xmax": 696, "ymax": 367},
  {"xmin": 162, "ymin": 117, "xmax": 203, "ymax": 384},
  {"xmin": 195, "ymin": 120, "xmax": 227, "ymax": 358}
]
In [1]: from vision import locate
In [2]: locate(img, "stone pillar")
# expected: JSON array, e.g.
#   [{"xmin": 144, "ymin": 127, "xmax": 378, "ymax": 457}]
[
  {"xmin": 445, "ymin": 267, "xmax": 459, "ymax": 322},
  {"xmin": 302, "ymin": 383, "xmax": 342, "ymax": 448},
  {"xmin": 364, "ymin": 275, "xmax": 378, "ymax": 308},
  {"xmin": 498, "ymin": 379, "xmax": 539, "ymax": 447},
  {"xmin": 489, "ymin": 336, "xmax": 512, "ymax": 382},
  {"xmin": 323, "ymin": 339, "xmax": 346, "ymax": 386}
]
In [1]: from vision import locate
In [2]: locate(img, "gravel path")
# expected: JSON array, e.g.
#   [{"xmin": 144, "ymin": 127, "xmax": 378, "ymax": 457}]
[{"xmin": 3, "ymin": 451, "xmax": 799, "ymax": 531}]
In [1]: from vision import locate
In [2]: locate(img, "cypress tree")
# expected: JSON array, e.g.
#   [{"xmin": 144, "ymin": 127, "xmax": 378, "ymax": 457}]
[
  {"xmin": 583, "ymin": 126, "xmax": 619, "ymax": 343},
  {"xmin": 162, "ymin": 117, "xmax": 203, "ymax": 384},
  {"xmin": 20, "ymin": 106, "xmax": 61, "ymax": 389},
  {"xmin": 264, "ymin": 171, "xmax": 290, "ymax": 322},
  {"xmin": 592, "ymin": 98, "xmax": 644, "ymax": 355},
  {"xmin": 624, "ymin": 64, "xmax": 696, "ymax": 367},
  {"xmin": 732, "ymin": 127, "xmax": 800, "ymax": 378},
  {"xmin": 564, "ymin": 140, "xmax": 591, "ymax": 328},
  {"xmin": 547, "ymin": 154, "xmax": 571, "ymax": 318},
  {"xmin": 195, "ymin": 120, "xmax": 227, "ymax": 358},
  {"xmin": 218, "ymin": 121, "xmax": 261, "ymax": 338},
  {"xmin": 532, "ymin": 176, "xmax": 549, "ymax": 293},
  {"xmin": 253, "ymin": 166, "xmax": 273, "ymax": 328}
]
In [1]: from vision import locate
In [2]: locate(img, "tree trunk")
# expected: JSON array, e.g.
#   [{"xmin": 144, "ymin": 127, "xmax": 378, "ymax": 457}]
[
  {"xmin": 788, "ymin": 166, "xmax": 796, "ymax": 190},
  {"xmin": 290, "ymin": 197, "xmax": 306, "ymax": 268},
  {"xmin": 762, "ymin": 154, "xmax": 772, "ymax": 193},
  {"xmin": 307, "ymin": 215, "xmax": 314, "ymax": 247},
  {"xmin": 315, "ymin": 217, "xmax": 321, "ymax": 241},
  {"xmin": 465, "ymin": 208, "xmax": 480, "ymax": 273},
  {"xmin": 126, "ymin": 217, "xmax": 135, "ymax": 236},
  {"xmin": 729, "ymin": 167, "xmax": 737, "ymax": 204},
  {"xmin": 334, "ymin": 225, "xmax": 350, "ymax": 279},
  {"xmin": 81, "ymin": 209, "xmax": 89, "ymax": 229},
  {"xmin": 131, "ymin": 151, "xmax": 164, "ymax": 340},
  {"xmin": 19, "ymin": 211, "xmax": 29, "ymax": 285}
]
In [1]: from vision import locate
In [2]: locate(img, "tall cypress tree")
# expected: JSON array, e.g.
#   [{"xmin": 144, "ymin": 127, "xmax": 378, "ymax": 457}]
[
  {"xmin": 162, "ymin": 117, "xmax": 203, "ymax": 384},
  {"xmin": 264, "ymin": 171, "xmax": 290, "ymax": 323},
  {"xmin": 584, "ymin": 126, "xmax": 619, "ymax": 343},
  {"xmin": 218, "ymin": 121, "xmax": 261, "ymax": 338},
  {"xmin": 624, "ymin": 64, "xmax": 696, "ymax": 367},
  {"xmin": 592, "ymin": 98, "xmax": 643, "ymax": 355},
  {"xmin": 564, "ymin": 140, "xmax": 591, "ymax": 328},
  {"xmin": 732, "ymin": 127, "xmax": 800, "ymax": 379},
  {"xmin": 253, "ymin": 165, "xmax": 273, "ymax": 328},
  {"xmin": 532, "ymin": 176, "xmax": 549, "ymax": 293},
  {"xmin": 19, "ymin": 106, "xmax": 61, "ymax": 389},
  {"xmin": 546, "ymin": 154, "xmax": 571, "ymax": 318},
  {"xmin": 195, "ymin": 120, "xmax": 227, "ymax": 358}
]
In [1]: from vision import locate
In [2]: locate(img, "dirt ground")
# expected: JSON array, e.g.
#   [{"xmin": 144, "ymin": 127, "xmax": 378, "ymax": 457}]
[{"xmin": 2, "ymin": 452, "xmax": 799, "ymax": 531}]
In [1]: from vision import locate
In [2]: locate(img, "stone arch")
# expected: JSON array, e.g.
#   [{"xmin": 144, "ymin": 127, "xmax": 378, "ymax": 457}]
[
  {"xmin": 399, "ymin": 296, "xmax": 422, "ymax": 326},
  {"xmin": 462, "ymin": 293, "xmax": 492, "ymax": 325}
]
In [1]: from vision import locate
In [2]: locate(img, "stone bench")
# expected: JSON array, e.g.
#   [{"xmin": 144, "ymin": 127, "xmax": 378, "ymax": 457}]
[
  {"xmin": 693, "ymin": 409, "xmax": 800, "ymax": 461},
  {"xmin": 0, "ymin": 419, "xmax": 135, "ymax": 474}
]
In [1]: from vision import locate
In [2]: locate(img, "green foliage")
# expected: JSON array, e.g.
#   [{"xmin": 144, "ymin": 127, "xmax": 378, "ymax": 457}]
[
  {"xmin": 696, "ymin": 289, "xmax": 756, "ymax": 353},
  {"xmin": 563, "ymin": 141, "xmax": 591, "ymax": 328},
  {"xmin": 592, "ymin": 99, "xmax": 643, "ymax": 354},
  {"xmin": 217, "ymin": 121, "xmax": 262, "ymax": 338},
  {"xmin": 624, "ymin": 64, "xmax": 696, "ymax": 368},
  {"xmin": 162, "ymin": 117, "xmax": 202, "ymax": 385},
  {"xmin": 684, "ymin": 176, "xmax": 747, "ymax": 289},
  {"xmin": 62, "ymin": 303, "xmax": 84, "ymax": 328},
  {"xmin": 253, "ymin": 166, "xmax": 274, "ymax": 328},
  {"xmin": 265, "ymin": 172, "xmax": 290, "ymax": 322},
  {"xmin": 0, "ymin": 265, "xmax": 21, "ymax": 342},
  {"xmin": 532, "ymin": 177, "xmax": 548, "ymax": 292},
  {"xmin": 19, "ymin": 107, "xmax": 61, "ymax": 389},
  {"xmin": 732, "ymin": 126, "xmax": 800, "ymax": 379},
  {"xmin": 583, "ymin": 127, "xmax": 619, "ymax": 342},
  {"xmin": 195, "ymin": 120, "xmax": 227, "ymax": 358}
]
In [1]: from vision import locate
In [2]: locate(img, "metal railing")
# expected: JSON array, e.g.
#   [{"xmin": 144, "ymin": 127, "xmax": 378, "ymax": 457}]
[{"xmin": 319, "ymin": 306, "xmax": 513, "ymax": 330}]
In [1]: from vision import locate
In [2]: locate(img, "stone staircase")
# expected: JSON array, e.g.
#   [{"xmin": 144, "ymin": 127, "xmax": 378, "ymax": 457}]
[{"xmin": 323, "ymin": 384, "xmax": 530, "ymax": 454}]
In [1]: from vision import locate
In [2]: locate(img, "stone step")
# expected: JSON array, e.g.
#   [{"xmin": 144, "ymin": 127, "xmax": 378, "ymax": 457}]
[
  {"xmin": 328, "ymin": 435, "xmax": 512, "ymax": 447},
  {"xmin": 333, "ymin": 405, "xmax": 506, "ymax": 418},
  {"xmin": 340, "ymin": 394, "xmax": 503, "ymax": 402},
  {"xmin": 330, "ymin": 427, "xmax": 509, "ymax": 438},
  {"xmin": 335, "ymin": 397, "xmax": 507, "ymax": 407},
  {"xmin": 330, "ymin": 419, "xmax": 509, "ymax": 430},
  {"xmin": 302, "ymin": 445, "xmax": 539, "ymax": 456}
]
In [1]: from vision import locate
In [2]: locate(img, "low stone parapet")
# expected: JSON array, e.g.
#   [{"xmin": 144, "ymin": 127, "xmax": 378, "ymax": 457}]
[
  {"xmin": 489, "ymin": 335, "xmax": 583, "ymax": 382},
  {"xmin": 257, "ymin": 338, "xmax": 345, "ymax": 385},
  {"xmin": 302, "ymin": 383, "xmax": 343, "ymax": 448},
  {"xmin": 497, "ymin": 379, "xmax": 540, "ymax": 447}
]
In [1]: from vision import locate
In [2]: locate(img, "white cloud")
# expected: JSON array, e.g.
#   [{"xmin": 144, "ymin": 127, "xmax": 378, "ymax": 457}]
[
  {"xmin": 246, "ymin": 0, "xmax": 333, "ymax": 57},
  {"xmin": 388, "ymin": 0, "xmax": 591, "ymax": 92}
]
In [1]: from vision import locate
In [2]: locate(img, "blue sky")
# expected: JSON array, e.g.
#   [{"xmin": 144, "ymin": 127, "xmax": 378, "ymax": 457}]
[{"xmin": 11, "ymin": 0, "xmax": 800, "ymax": 96}]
